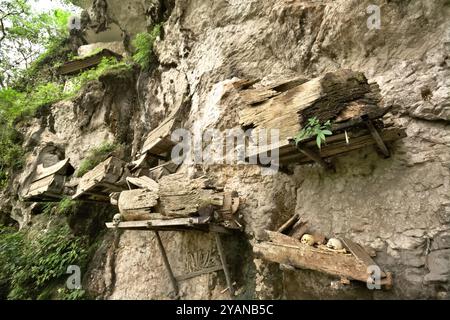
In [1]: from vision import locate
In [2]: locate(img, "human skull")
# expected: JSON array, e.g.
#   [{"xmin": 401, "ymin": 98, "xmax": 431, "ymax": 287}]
[
  {"xmin": 326, "ymin": 238, "xmax": 343, "ymax": 250},
  {"xmin": 113, "ymin": 213, "xmax": 122, "ymax": 226},
  {"xmin": 301, "ymin": 234, "xmax": 315, "ymax": 246}
]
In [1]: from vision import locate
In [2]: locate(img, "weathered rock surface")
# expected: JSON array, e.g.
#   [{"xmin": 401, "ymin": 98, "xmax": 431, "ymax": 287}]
[{"xmin": 3, "ymin": 0, "xmax": 450, "ymax": 299}]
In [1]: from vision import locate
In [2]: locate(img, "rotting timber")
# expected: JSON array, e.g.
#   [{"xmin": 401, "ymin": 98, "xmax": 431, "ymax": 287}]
[{"xmin": 238, "ymin": 69, "xmax": 406, "ymax": 170}]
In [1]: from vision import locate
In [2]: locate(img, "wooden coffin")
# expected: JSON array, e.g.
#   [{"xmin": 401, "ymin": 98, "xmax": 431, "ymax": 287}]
[
  {"xmin": 238, "ymin": 70, "xmax": 406, "ymax": 167},
  {"xmin": 72, "ymin": 156, "xmax": 128, "ymax": 202},
  {"xmin": 23, "ymin": 158, "xmax": 75, "ymax": 202},
  {"xmin": 254, "ymin": 231, "xmax": 392, "ymax": 288},
  {"xmin": 57, "ymin": 49, "xmax": 122, "ymax": 75},
  {"xmin": 138, "ymin": 105, "xmax": 184, "ymax": 161},
  {"xmin": 109, "ymin": 173, "xmax": 242, "ymax": 229}
]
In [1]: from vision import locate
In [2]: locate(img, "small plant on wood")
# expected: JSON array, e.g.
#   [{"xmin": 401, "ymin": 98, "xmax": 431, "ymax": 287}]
[
  {"xmin": 76, "ymin": 141, "xmax": 118, "ymax": 177},
  {"xmin": 294, "ymin": 117, "xmax": 333, "ymax": 149}
]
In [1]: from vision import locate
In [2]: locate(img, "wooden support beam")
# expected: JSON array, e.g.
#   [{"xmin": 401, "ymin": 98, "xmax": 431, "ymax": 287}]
[
  {"xmin": 215, "ymin": 233, "xmax": 235, "ymax": 298},
  {"xmin": 363, "ymin": 118, "xmax": 390, "ymax": 158},
  {"xmin": 277, "ymin": 214, "xmax": 299, "ymax": 234},
  {"xmin": 296, "ymin": 145, "xmax": 335, "ymax": 171},
  {"xmin": 154, "ymin": 231, "xmax": 179, "ymax": 298}
]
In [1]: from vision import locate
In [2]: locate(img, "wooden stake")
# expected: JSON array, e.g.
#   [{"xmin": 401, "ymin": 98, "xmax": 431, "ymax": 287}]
[
  {"xmin": 154, "ymin": 231, "xmax": 179, "ymax": 298},
  {"xmin": 215, "ymin": 233, "xmax": 235, "ymax": 298},
  {"xmin": 363, "ymin": 119, "xmax": 390, "ymax": 157}
]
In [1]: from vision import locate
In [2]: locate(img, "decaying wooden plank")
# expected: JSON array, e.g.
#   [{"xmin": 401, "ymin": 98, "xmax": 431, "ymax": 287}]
[
  {"xmin": 126, "ymin": 176, "xmax": 159, "ymax": 191},
  {"xmin": 277, "ymin": 213, "xmax": 299, "ymax": 234},
  {"xmin": 341, "ymin": 238, "xmax": 386, "ymax": 278},
  {"xmin": 247, "ymin": 127, "xmax": 406, "ymax": 166}
]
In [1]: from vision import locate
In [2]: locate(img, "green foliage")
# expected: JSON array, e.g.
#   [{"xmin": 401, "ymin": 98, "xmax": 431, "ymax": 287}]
[
  {"xmin": 0, "ymin": 116, "xmax": 24, "ymax": 189},
  {"xmin": 132, "ymin": 24, "xmax": 161, "ymax": 70},
  {"xmin": 3, "ymin": 224, "xmax": 88, "ymax": 300},
  {"xmin": 42, "ymin": 197, "xmax": 79, "ymax": 216},
  {"xmin": 68, "ymin": 57, "xmax": 131, "ymax": 96},
  {"xmin": 0, "ymin": 0, "xmax": 72, "ymax": 88},
  {"xmin": 0, "ymin": 82, "xmax": 65, "ymax": 123},
  {"xmin": 0, "ymin": 227, "xmax": 25, "ymax": 297},
  {"xmin": 76, "ymin": 141, "xmax": 118, "ymax": 177},
  {"xmin": 294, "ymin": 117, "xmax": 333, "ymax": 149}
]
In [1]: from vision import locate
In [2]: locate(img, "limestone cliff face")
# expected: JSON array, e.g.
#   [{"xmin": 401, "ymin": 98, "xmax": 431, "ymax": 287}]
[{"xmin": 4, "ymin": 0, "xmax": 450, "ymax": 299}]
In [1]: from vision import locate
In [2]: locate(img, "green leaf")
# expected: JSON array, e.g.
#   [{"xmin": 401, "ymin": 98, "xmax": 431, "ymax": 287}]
[{"xmin": 316, "ymin": 135, "xmax": 322, "ymax": 148}]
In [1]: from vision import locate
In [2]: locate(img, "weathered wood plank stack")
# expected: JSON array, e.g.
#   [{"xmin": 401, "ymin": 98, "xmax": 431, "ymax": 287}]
[
  {"xmin": 22, "ymin": 158, "xmax": 75, "ymax": 202},
  {"xmin": 106, "ymin": 173, "xmax": 242, "ymax": 232},
  {"xmin": 253, "ymin": 214, "xmax": 392, "ymax": 288},
  {"xmin": 72, "ymin": 156, "xmax": 130, "ymax": 202},
  {"xmin": 237, "ymin": 69, "xmax": 406, "ymax": 167}
]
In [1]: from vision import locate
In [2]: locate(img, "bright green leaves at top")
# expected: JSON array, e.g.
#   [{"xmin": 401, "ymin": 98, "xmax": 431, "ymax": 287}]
[{"xmin": 293, "ymin": 117, "xmax": 333, "ymax": 149}]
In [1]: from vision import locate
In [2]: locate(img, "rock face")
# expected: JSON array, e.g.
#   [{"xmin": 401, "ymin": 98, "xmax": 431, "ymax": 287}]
[{"xmin": 4, "ymin": 0, "xmax": 450, "ymax": 299}]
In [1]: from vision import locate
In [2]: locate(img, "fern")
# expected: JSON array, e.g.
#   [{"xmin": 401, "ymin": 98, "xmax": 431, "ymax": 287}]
[{"xmin": 132, "ymin": 24, "xmax": 161, "ymax": 70}]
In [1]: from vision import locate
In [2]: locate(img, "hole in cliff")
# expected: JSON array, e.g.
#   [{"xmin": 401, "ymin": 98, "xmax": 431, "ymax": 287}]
[{"xmin": 421, "ymin": 87, "xmax": 432, "ymax": 101}]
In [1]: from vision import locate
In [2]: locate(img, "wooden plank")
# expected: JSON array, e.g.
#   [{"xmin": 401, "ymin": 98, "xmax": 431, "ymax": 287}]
[
  {"xmin": 264, "ymin": 230, "xmax": 302, "ymax": 246},
  {"xmin": 277, "ymin": 128, "xmax": 406, "ymax": 165},
  {"xmin": 154, "ymin": 231, "xmax": 179, "ymax": 297},
  {"xmin": 33, "ymin": 158, "xmax": 74, "ymax": 181},
  {"xmin": 141, "ymin": 104, "xmax": 183, "ymax": 156},
  {"xmin": 175, "ymin": 265, "xmax": 223, "ymax": 282},
  {"xmin": 297, "ymin": 145, "xmax": 335, "ymax": 171},
  {"xmin": 277, "ymin": 213, "xmax": 299, "ymax": 234},
  {"xmin": 58, "ymin": 49, "xmax": 122, "ymax": 75},
  {"xmin": 364, "ymin": 119, "xmax": 390, "ymax": 157},
  {"xmin": 126, "ymin": 176, "xmax": 159, "ymax": 190},
  {"xmin": 215, "ymin": 233, "xmax": 235, "ymax": 297},
  {"xmin": 254, "ymin": 241, "xmax": 370, "ymax": 283},
  {"xmin": 289, "ymin": 220, "xmax": 309, "ymax": 239},
  {"xmin": 341, "ymin": 238, "xmax": 386, "ymax": 277}
]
